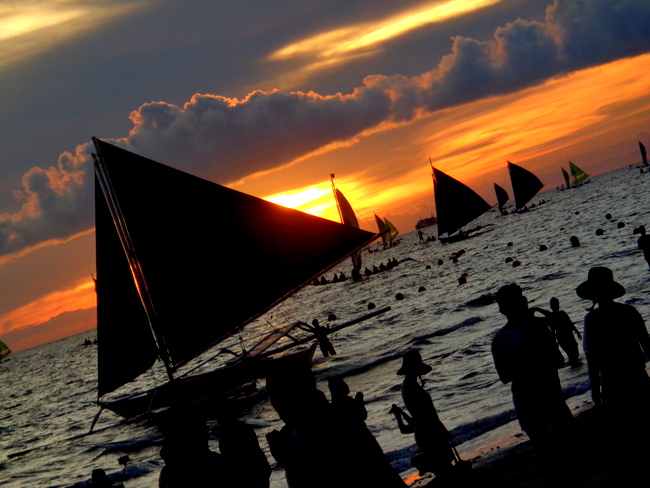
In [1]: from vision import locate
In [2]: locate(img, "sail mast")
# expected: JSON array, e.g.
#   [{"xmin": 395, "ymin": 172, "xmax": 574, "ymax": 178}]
[{"xmin": 93, "ymin": 138, "xmax": 175, "ymax": 382}]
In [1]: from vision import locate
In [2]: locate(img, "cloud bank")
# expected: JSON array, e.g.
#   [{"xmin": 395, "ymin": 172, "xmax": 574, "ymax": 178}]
[{"xmin": 1, "ymin": 0, "xmax": 649, "ymax": 258}]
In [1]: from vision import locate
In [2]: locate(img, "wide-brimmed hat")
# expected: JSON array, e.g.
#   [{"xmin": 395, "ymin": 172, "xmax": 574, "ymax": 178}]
[
  {"xmin": 397, "ymin": 350, "xmax": 432, "ymax": 376},
  {"xmin": 576, "ymin": 267, "xmax": 625, "ymax": 300}
]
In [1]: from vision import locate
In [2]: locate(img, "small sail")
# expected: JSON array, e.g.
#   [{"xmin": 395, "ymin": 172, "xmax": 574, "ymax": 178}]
[
  {"xmin": 561, "ymin": 167, "xmax": 571, "ymax": 188},
  {"xmin": 384, "ymin": 218, "xmax": 399, "ymax": 243},
  {"xmin": 569, "ymin": 162, "xmax": 588, "ymax": 185},
  {"xmin": 640, "ymin": 141, "xmax": 648, "ymax": 166},
  {"xmin": 432, "ymin": 167, "xmax": 491, "ymax": 237},
  {"xmin": 332, "ymin": 179, "xmax": 363, "ymax": 270},
  {"xmin": 494, "ymin": 183, "xmax": 509, "ymax": 211},
  {"xmin": 374, "ymin": 214, "xmax": 389, "ymax": 247},
  {"xmin": 507, "ymin": 161, "xmax": 544, "ymax": 210},
  {"xmin": 334, "ymin": 189, "xmax": 360, "ymax": 228},
  {"xmin": 0, "ymin": 340, "xmax": 10, "ymax": 360}
]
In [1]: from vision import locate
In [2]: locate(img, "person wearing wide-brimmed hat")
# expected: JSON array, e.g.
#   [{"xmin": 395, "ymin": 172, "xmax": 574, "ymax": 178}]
[
  {"xmin": 390, "ymin": 350, "xmax": 455, "ymax": 479},
  {"xmin": 576, "ymin": 267, "xmax": 650, "ymax": 411},
  {"xmin": 491, "ymin": 283, "xmax": 572, "ymax": 467}
]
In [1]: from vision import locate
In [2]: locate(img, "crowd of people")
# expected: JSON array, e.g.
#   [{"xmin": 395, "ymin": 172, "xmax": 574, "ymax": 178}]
[{"xmin": 143, "ymin": 260, "xmax": 650, "ymax": 488}]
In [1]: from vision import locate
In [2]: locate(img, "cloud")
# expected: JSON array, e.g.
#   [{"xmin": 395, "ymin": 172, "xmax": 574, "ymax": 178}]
[
  {"xmin": 1, "ymin": 0, "xmax": 649, "ymax": 258},
  {"xmin": 0, "ymin": 144, "xmax": 93, "ymax": 256}
]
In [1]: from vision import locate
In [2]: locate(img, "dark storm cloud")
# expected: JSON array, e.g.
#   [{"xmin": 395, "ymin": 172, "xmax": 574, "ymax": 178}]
[{"xmin": 1, "ymin": 0, "xmax": 649, "ymax": 257}]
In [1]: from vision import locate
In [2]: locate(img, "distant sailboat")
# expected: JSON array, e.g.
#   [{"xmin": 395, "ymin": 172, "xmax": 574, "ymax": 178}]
[
  {"xmin": 0, "ymin": 339, "xmax": 10, "ymax": 360},
  {"xmin": 493, "ymin": 183, "xmax": 509, "ymax": 213},
  {"xmin": 640, "ymin": 141, "xmax": 648, "ymax": 166},
  {"xmin": 374, "ymin": 213, "xmax": 389, "ymax": 247},
  {"xmin": 384, "ymin": 218, "xmax": 399, "ymax": 245},
  {"xmin": 561, "ymin": 167, "xmax": 571, "ymax": 188},
  {"xmin": 331, "ymin": 174, "xmax": 363, "ymax": 271},
  {"xmin": 569, "ymin": 161, "xmax": 589, "ymax": 186},
  {"xmin": 432, "ymin": 164, "xmax": 491, "ymax": 242},
  {"xmin": 374, "ymin": 215, "xmax": 399, "ymax": 248},
  {"xmin": 507, "ymin": 161, "xmax": 544, "ymax": 210}
]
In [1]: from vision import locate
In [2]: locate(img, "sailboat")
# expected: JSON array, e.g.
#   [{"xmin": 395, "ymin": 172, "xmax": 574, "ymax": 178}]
[
  {"xmin": 561, "ymin": 167, "xmax": 571, "ymax": 189},
  {"xmin": 0, "ymin": 339, "xmax": 10, "ymax": 361},
  {"xmin": 384, "ymin": 218, "xmax": 399, "ymax": 245},
  {"xmin": 431, "ymin": 164, "xmax": 491, "ymax": 243},
  {"xmin": 374, "ymin": 214, "xmax": 389, "ymax": 247},
  {"xmin": 493, "ymin": 183, "xmax": 509, "ymax": 214},
  {"xmin": 331, "ymin": 175, "xmax": 363, "ymax": 271},
  {"xmin": 507, "ymin": 161, "xmax": 544, "ymax": 211},
  {"xmin": 569, "ymin": 161, "xmax": 589, "ymax": 186},
  {"xmin": 640, "ymin": 141, "xmax": 648, "ymax": 167},
  {"xmin": 92, "ymin": 139, "xmax": 382, "ymax": 420}
]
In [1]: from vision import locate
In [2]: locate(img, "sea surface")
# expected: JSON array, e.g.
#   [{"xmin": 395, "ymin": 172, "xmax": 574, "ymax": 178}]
[{"xmin": 2, "ymin": 166, "xmax": 650, "ymax": 488}]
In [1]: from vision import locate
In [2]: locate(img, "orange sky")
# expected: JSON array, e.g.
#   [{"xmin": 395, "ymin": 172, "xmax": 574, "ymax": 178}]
[
  {"xmin": 246, "ymin": 53, "xmax": 650, "ymax": 231},
  {"xmin": 2, "ymin": 52, "xmax": 650, "ymax": 352}
]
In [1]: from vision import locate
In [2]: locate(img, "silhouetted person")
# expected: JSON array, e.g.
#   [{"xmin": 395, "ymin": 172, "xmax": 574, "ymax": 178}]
[
  {"xmin": 91, "ymin": 469, "xmax": 122, "ymax": 488},
  {"xmin": 576, "ymin": 267, "xmax": 650, "ymax": 416},
  {"xmin": 364, "ymin": 267, "xmax": 373, "ymax": 277},
  {"xmin": 391, "ymin": 351, "xmax": 455, "ymax": 481},
  {"xmin": 307, "ymin": 319, "xmax": 336, "ymax": 357},
  {"xmin": 576, "ymin": 267, "xmax": 650, "ymax": 478},
  {"xmin": 372, "ymin": 265, "xmax": 380, "ymax": 274},
  {"xmin": 158, "ymin": 407, "xmax": 240, "ymax": 488},
  {"xmin": 492, "ymin": 284, "xmax": 573, "ymax": 472},
  {"xmin": 213, "ymin": 402, "xmax": 271, "ymax": 488},
  {"xmin": 418, "ymin": 229, "xmax": 424, "ymax": 243},
  {"xmin": 533, "ymin": 298, "xmax": 582, "ymax": 367},
  {"xmin": 264, "ymin": 356, "xmax": 407, "ymax": 488},
  {"xmin": 328, "ymin": 376, "xmax": 367, "ymax": 422},
  {"xmin": 637, "ymin": 226, "xmax": 650, "ymax": 269}
]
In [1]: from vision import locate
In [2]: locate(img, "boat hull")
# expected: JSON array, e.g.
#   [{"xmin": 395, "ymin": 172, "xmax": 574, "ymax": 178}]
[{"xmin": 99, "ymin": 345, "xmax": 317, "ymax": 420}]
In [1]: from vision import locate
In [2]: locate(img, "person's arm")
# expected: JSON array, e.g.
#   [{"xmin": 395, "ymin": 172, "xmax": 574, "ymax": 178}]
[
  {"xmin": 389, "ymin": 404, "xmax": 415, "ymax": 434},
  {"xmin": 570, "ymin": 317, "xmax": 582, "ymax": 340},
  {"xmin": 491, "ymin": 333, "xmax": 511, "ymax": 384},
  {"xmin": 530, "ymin": 306, "xmax": 551, "ymax": 317}
]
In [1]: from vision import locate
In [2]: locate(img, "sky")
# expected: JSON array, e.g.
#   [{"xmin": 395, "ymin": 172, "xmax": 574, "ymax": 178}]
[{"xmin": 1, "ymin": 0, "xmax": 650, "ymax": 352}]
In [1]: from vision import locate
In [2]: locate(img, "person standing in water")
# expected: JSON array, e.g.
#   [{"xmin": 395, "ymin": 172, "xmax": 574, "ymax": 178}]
[
  {"xmin": 576, "ymin": 267, "xmax": 650, "ymax": 415},
  {"xmin": 532, "ymin": 298, "xmax": 582, "ymax": 367},
  {"xmin": 576, "ymin": 267, "xmax": 650, "ymax": 477},
  {"xmin": 491, "ymin": 284, "xmax": 573, "ymax": 472},
  {"xmin": 390, "ymin": 350, "xmax": 455, "ymax": 480},
  {"xmin": 637, "ymin": 226, "xmax": 650, "ymax": 269}
]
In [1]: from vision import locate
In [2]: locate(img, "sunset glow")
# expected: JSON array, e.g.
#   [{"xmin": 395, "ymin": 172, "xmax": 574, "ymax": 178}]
[
  {"xmin": 253, "ymin": 53, "xmax": 650, "ymax": 232},
  {"xmin": 0, "ymin": 1, "xmax": 144, "ymax": 68},
  {"xmin": 270, "ymin": 0, "xmax": 502, "ymax": 61},
  {"xmin": 0, "ymin": 279, "xmax": 95, "ymax": 335}
]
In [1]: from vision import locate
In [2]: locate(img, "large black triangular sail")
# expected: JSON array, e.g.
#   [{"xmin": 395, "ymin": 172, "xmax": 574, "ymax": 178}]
[
  {"xmin": 494, "ymin": 183, "xmax": 509, "ymax": 211},
  {"xmin": 95, "ymin": 177, "xmax": 159, "ymax": 397},
  {"xmin": 94, "ymin": 139, "xmax": 375, "ymax": 395},
  {"xmin": 507, "ymin": 161, "xmax": 544, "ymax": 210},
  {"xmin": 432, "ymin": 167, "xmax": 491, "ymax": 237}
]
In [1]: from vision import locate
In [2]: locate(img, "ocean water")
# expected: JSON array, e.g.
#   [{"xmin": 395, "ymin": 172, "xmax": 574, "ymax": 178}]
[{"xmin": 2, "ymin": 165, "xmax": 650, "ymax": 488}]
